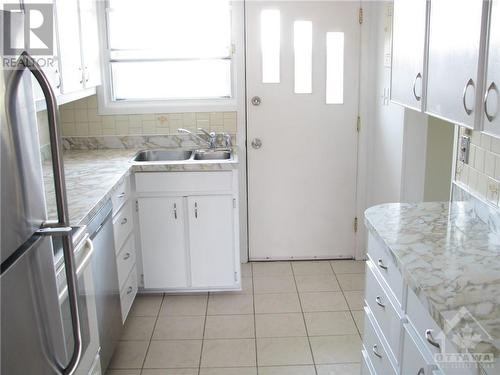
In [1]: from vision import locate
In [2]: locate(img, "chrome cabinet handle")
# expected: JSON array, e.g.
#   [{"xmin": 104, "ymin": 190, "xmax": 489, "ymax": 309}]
[
  {"xmin": 123, "ymin": 252, "xmax": 131, "ymax": 260},
  {"xmin": 121, "ymin": 218, "xmax": 128, "ymax": 225},
  {"xmin": 127, "ymin": 286, "xmax": 133, "ymax": 294},
  {"xmin": 484, "ymin": 81, "xmax": 498, "ymax": 122},
  {"xmin": 7, "ymin": 51, "xmax": 83, "ymax": 375},
  {"xmin": 425, "ymin": 329, "xmax": 440, "ymax": 349},
  {"xmin": 412, "ymin": 72, "xmax": 422, "ymax": 101},
  {"xmin": 173, "ymin": 203, "xmax": 178, "ymax": 219},
  {"xmin": 378, "ymin": 259, "xmax": 388, "ymax": 270},
  {"xmin": 376, "ymin": 296, "xmax": 385, "ymax": 308},
  {"xmin": 417, "ymin": 368, "xmax": 425, "ymax": 375},
  {"xmin": 372, "ymin": 344, "xmax": 383, "ymax": 358},
  {"xmin": 462, "ymin": 78, "xmax": 475, "ymax": 116},
  {"xmin": 194, "ymin": 202, "xmax": 198, "ymax": 218},
  {"xmin": 117, "ymin": 192, "xmax": 126, "ymax": 198}
]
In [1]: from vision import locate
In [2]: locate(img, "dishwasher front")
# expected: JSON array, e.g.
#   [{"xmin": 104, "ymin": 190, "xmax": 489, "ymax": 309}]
[{"xmin": 88, "ymin": 200, "xmax": 122, "ymax": 372}]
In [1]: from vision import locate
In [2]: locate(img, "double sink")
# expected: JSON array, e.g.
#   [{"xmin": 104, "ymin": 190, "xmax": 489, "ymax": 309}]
[{"xmin": 132, "ymin": 149, "xmax": 233, "ymax": 163}]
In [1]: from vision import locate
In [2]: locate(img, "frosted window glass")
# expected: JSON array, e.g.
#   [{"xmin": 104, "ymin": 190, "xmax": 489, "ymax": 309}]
[
  {"xmin": 294, "ymin": 21, "xmax": 312, "ymax": 93},
  {"xmin": 261, "ymin": 9, "xmax": 281, "ymax": 83},
  {"xmin": 326, "ymin": 32, "xmax": 344, "ymax": 104}
]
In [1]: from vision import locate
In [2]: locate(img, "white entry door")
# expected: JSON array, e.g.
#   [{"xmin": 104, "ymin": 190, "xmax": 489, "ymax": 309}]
[{"xmin": 247, "ymin": 1, "xmax": 360, "ymax": 260}]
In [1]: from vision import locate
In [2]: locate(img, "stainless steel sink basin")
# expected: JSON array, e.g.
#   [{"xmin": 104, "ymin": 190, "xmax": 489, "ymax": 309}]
[
  {"xmin": 133, "ymin": 150, "xmax": 192, "ymax": 162},
  {"xmin": 193, "ymin": 150, "xmax": 232, "ymax": 161}
]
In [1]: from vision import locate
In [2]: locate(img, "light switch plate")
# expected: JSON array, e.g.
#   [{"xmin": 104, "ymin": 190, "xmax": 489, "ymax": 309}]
[{"xmin": 459, "ymin": 135, "xmax": 471, "ymax": 164}]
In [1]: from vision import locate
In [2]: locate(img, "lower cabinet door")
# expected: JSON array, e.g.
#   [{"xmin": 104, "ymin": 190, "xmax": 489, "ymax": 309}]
[
  {"xmin": 187, "ymin": 195, "xmax": 236, "ymax": 288},
  {"xmin": 138, "ymin": 197, "xmax": 188, "ymax": 288}
]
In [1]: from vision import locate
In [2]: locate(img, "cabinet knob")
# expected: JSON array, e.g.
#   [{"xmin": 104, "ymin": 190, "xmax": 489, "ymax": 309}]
[
  {"xmin": 127, "ymin": 286, "xmax": 133, "ymax": 294},
  {"xmin": 377, "ymin": 258, "xmax": 388, "ymax": 270},
  {"xmin": 123, "ymin": 252, "xmax": 131, "ymax": 260},
  {"xmin": 425, "ymin": 329, "xmax": 440, "ymax": 349},
  {"xmin": 121, "ymin": 218, "xmax": 128, "ymax": 225},
  {"xmin": 375, "ymin": 296, "xmax": 385, "ymax": 308},
  {"xmin": 372, "ymin": 344, "xmax": 382, "ymax": 358}
]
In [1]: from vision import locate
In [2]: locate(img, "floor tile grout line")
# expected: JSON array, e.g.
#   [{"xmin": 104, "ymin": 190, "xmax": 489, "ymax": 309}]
[
  {"xmin": 140, "ymin": 293, "xmax": 165, "ymax": 372},
  {"xmin": 329, "ymin": 262, "xmax": 364, "ymax": 339},
  {"xmin": 290, "ymin": 262, "xmax": 319, "ymax": 375},
  {"xmin": 197, "ymin": 293, "xmax": 210, "ymax": 375},
  {"xmin": 251, "ymin": 262, "xmax": 259, "ymax": 375}
]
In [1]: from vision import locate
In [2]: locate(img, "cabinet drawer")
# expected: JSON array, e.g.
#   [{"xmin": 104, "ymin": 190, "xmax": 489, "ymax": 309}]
[
  {"xmin": 116, "ymin": 234, "xmax": 136, "ymax": 290},
  {"xmin": 367, "ymin": 232, "xmax": 403, "ymax": 306},
  {"xmin": 120, "ymin": 268, "xmax": 137, "ymax": 323},
  {"xmin": 365, "ymin": 260, "xmax": 402, "ymax": 362},
  {"xmin": 402, "ymin": 323, "xmax": 436, "ymax": 375},
  {"xmin": 363, "ymin": 306, "xmax": 398, "ymax": 375},
  {"xmin": 113, "ymin": 201, "xmax": 133, "ymax": 252},
  {"xmin": 406, "ymin": 288, "xmax": 480, "ymax": 375},
  {"xmin": 111, "ymin": 176, "xmax": 130, "ymax": 215},
  {"xmin": 135, "ymin": 171, "xmax": 233, "ymax": 193}
]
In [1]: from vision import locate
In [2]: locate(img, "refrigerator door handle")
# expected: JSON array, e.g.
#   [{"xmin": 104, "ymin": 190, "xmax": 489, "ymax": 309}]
[{"xmin": 5, "ymin": 51, "xmax": 82, "ymax": 375}]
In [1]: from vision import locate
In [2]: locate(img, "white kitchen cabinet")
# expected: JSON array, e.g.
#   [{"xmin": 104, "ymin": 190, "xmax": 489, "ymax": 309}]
[
  {"xmin": 391, "ymin": 0, "xmax": 429, "ymax": 111},
  {"xmin": 138, "ymin": 197, "xmax": 188, "ymax": 289},
  {"xmin": 426, "ymin": 0, "xmax": 489, "ymax": 129},
  {"xmin": 188, "ymin": 195, "xmax": 236, "ymax": 288},
  {"xmin": 78, "ymin": 0, "xmax": 101, "ymax": 88},
  {"xmin": 55, "ymin": 0, "xmax": 84, "ymax": 94},
  {"xmin": 482, "ymin": 0, "xmax": 500, "ymax": 137}
]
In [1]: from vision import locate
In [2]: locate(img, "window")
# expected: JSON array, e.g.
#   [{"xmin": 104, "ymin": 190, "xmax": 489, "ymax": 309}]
[
  {"xmin": 326, "ymin": 32, "xmax": 344, "ymax": 104},
  {"xmin": 104, "ymin": 0, "xmax": 233, "ymax": 102},
  {"xmin": 293, "ymin": 21, "xmax": 312, "ymax": 94},
  {"xmin": 260, "ymin": 9, "xmax": 280, "ymax": 83}
]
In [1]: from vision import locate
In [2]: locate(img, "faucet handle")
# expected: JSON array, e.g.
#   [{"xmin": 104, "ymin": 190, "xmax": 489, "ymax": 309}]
[{"xmin": 223, "ymin": 133, "xmax": 232, "ymax": 148}]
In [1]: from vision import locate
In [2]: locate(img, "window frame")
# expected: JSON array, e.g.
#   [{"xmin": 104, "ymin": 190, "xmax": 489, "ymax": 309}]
[{"xmin": 96, "ymin": 0, "xmax": 243, "ymax": 114}]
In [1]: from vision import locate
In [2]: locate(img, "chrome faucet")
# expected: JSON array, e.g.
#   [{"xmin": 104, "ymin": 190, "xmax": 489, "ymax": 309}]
[
  {"xmin": 223, "ymin": 133, "xmax": 232, "ymax": 148},
  {"xmin": 178, "ymin": 128, "xmax": 217, "ymax": 149}
]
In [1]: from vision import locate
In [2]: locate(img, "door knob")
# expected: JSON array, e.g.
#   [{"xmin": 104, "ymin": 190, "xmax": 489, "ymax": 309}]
[
  {"xmin": 251, "ymin": 96, "xmax": 262, "ymax": 106},
  {"xmin": 251, "ymin": 138, "xmax": 262, "ymax": 149}
]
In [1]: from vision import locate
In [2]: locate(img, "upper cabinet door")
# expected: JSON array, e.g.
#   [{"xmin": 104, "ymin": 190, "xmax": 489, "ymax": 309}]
[
  {"xmin": 426, "ymin": 0, "xmax": 488, "ymax": 128},
  {"xmin": 483, "ymin": 0, "xmax": 500, "ymax": 137},
  {"xmin": 55, "ymin": 0, "xmax": 83, "ymax": 94},
  {"xmin": 78, "ymin": 0, "xmax": 102, "ymax": 88},
  {"xmin": 391, "ymin": 0, "xmax": 428, "ymax": 111}
]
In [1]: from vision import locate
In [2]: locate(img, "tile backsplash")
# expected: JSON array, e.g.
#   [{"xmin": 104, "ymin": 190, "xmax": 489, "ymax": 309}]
[
  {"xmin": 455, "ymin": 128, "xmax": 500, "ymax": 207},
  {"xmin": 59, "ymin": 95, "xmax": 237, "ymax": 137}
]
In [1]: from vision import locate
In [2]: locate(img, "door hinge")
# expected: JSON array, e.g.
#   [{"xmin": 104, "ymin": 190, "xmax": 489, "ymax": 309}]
[
  {"xmin": 356, "ymin": 116, "xmax": 361, "ymax": 132},
  {"xmin": 233, "ymin": 198, "xmax": 236, "ymax": 208},
  {"xmin": 234, "ymin": 271, "xmax": 238, "ymax": 282},
  {"xmin": 358, "ymin": 7, "xmax": 364, "ymax": 24},
  {"xmin": 135, "ymin": 200, "xmax": 139, "ymax": 212},
  {"xmin": 354, "ymin": 217, "xmax": 358, "ymax": 233},
  {"xmin": 231, "ymin": 43, "xmax": 236, "ymax": 55}
]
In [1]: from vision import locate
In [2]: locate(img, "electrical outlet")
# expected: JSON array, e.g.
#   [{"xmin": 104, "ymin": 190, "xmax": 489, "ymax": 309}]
[{"xmin": 459, "ymin": 135, "xmax": 471, "ymax": 164}]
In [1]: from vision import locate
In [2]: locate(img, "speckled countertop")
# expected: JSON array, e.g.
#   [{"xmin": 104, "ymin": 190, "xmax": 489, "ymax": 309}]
[
  {"xmin": 43, "ymin": 149, "xmax": 238, "ymax": 226},
  {"xmin": 365, "ymin": 202, "xmax": 500, "ymax": 364}
]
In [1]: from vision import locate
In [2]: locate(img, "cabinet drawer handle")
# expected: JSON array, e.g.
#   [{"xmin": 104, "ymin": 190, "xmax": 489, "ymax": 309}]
[
  {"xmin": 117, "ymin": 192, "xmax": 126, "ymax": 198},
  {"xmin": 123, "ymin": 252, "xmax": 131, "ymax": 260},
  {"xmin": 425, "ymin": 329, "xmax": 440, "ymax": 349},
  {"xmin": 377, "ymin": 259, "xmax": 388, "ymax": 270},
  {"xmin": 372, "ymin": 344, "xmax": 382, "ymax": 358},
  {"xmin": 417, "ymin": 368, "xmax": 425, "ymax": 375},
  {"xmin": 127, "ymin": 286, "xmax": 133, "ymax": 294},
  {"xmin": 194, "ymin": 202, "xmax": 198, "ymax": 218},
  {"xmin": 484, "ymin": 81, "xmax": 498, "ymax": 122},
  {"xmin": 375, "ymin": 296, "xmax": 385, "ymax": 308},
  {"xmin": 121, "ymin": 218, "xmax": 128, "ymax": 225},
  {"xmin": 412, "ymin": 72, "xmax": 422, "ymax": 101},
  {"xmin": 462, "ymin": 78, "xmax": 475, "ymax": 116}
]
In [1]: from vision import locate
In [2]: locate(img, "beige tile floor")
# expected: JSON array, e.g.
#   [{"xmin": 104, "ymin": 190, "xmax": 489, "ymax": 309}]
[{"xmin": 106, "ymin": 260, "xmax": 366, "ymax": 375}]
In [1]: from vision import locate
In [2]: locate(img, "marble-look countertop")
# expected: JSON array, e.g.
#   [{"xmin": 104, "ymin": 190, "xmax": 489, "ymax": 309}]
[
  {"xmin": 43, "ymin": 149, "xmax": 238, "ymax": 225},
  {"xmin": 365, "ymin": 202, "xmax": 500, "ymax": 364}
]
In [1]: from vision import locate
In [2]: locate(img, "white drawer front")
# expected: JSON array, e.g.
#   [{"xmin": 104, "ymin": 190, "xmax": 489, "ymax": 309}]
[
  {"xmin": 111, "ymin": 176, "xmax": 130, "ymax": 215},
  {"xmin": 113, "ymin": 201, "xmax": 133, "ymax": 253},
  {"xmin": 363, "ymin": 307, "xmax": 398, "ymax": 375},
  {"xmin": 135, "ymin": 171, "xmax": 233, "ymax": 193},
  {"xmin": 367, "ymin": 232, "xmax": 403, "ymax": 306},
  {"xmin": 406, "ymin": 288, "xmax": 480, "ymax": 375},
  {"xmin": 120, "ymin": 268, "xmax": 137, "ymax": 323},
  {"xmin": 116, "ymin": 234, "xmax": 136, "ymax": 290},
  {"xmin": 402, "ymin": 323, "xmax": 436, "ymax": 375},
  {"xmin": 365, "ymin": 260, "xmax": 402, "ymax": 362}
]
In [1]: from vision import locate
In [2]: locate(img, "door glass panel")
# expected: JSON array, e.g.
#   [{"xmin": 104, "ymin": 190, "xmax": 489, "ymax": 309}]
[
  {"xmin": 294, "ymin": 21, "xmax": 313, "ymax": 93},
  {"xmin": 326, "ymin": 32, "xmax": 344, "ymax": 104},
  {"xmin": 261, "ymin": 9, "xmax": 281, "ymax": 83}
]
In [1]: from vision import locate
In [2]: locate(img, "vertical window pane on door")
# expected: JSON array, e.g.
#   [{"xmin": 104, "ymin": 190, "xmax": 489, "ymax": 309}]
[
  {"xmin": 294, "ymin": 21, "xmax": 313, "ymax": 93},
  {"xmin": 261, "ymin": 9, "xmax": 281, "ymax": 83},
  {"xmin": 326, "ymin": 32, "xmax": 345, "ymax": 104}
]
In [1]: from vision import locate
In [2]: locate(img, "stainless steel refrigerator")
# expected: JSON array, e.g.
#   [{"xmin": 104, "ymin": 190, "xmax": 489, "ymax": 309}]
[{"xmin": 1, "ymin": 9, "xmax": 88, "ymax": 375}]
